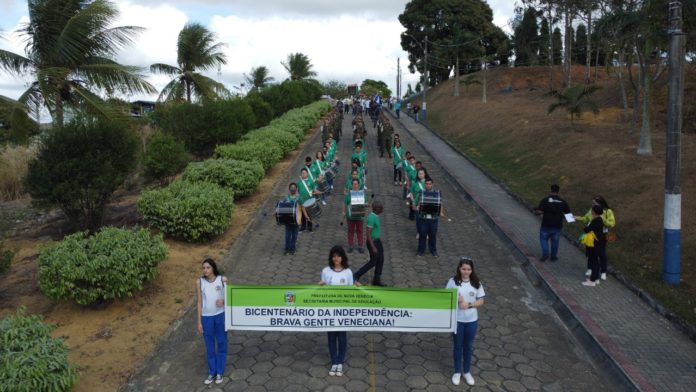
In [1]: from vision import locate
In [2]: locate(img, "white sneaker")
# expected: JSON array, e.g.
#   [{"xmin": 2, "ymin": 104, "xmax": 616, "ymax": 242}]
[
  {"xmin": 582, "ymin": 280, "xmax": 597, "ymax": 287},
  {"xmin": 463, "ymin": 372, "xmax": 475, "ymax": 386},
  {"xmin": 329, "ymin": 364, "xmax": 337, "ymax": 376},
  {"xmin": 215, "ymin": 374, "xmax": 223, "ymax": 384},
  {"xmin": 335, "ymin": 364, "xmax": 343, "ymax": 376},
  {"xmin": 601, "ymin": 273, "xmax": 607, "ymax": 280},
  {"xmin": 451, "ymin": 373, "xmax": 461, "ymax": 385},
  {"xmin": 204, "ymin": 375, "xmax": 214, "ymax": 385},
  {"xmin": 321, "ymin": 200, "xmax": 327, "ymax": 205},
  {"xmin": 585, "ymin": 269, "xmax": 592, "ymax": 277}
]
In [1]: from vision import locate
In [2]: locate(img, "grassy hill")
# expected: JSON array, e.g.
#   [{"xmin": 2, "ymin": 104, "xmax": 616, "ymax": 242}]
[{"xmin": 418, "ymin": 64, "xmax": 696, "ymax": 327}]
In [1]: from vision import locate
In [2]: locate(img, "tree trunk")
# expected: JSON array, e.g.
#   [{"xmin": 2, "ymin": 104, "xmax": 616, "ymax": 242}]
[
  {"xmin": 616, "ymin": 49, "xmax": 629, "ymax": 120},
  {"xmin": 548, "ymin": 6, "xmax": 555, "ymax": 90},
  {"xmin": 186, "ymin": 81, "xmax": 192, "ymax": 103},
  {"xmin": 627, "ymin": 50, "xmax": 641, "ymax": 134},
  {"xmin": 454, "ymin": 55, "xmax": 460, "ymax": 97},
  {"xmin": 637, "ymin": 60, "xmax": 652, "ymax": 155},
  {"xmin": 564, "ymin": 8, "xmax": 572, "ymax": 87},
  {"xmin": 482, "ymin": 61, "xmax": 487, "ymax": 104},
  {"xmin": 586, "ymin": 8, "xmax": 592, "ymax": 84}
]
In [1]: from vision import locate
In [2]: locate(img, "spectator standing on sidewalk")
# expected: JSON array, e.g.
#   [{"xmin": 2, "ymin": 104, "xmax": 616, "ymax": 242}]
[
  {"xmin": 533, "ymin": 184, "xmax": 571, "ymax": 262},
  {"xmin": 413, "ymin": 104, "xmax": 420, "ymax": 123},
  {"xmin": 353, "ymin": 200, "xmax": 385, "ymax": 286},
  {"xmin": 319, "ymin": 246, "xmax": 353, "ymax": 377},
  {"xmin": 447, "ymin": 257, "xmax": 485, "ymax": 387},
  {"xmin": 581, "ymin": 205, "xmax": 605, "ymax": 287},
  {"xmin": 394, "ymin": 99, "xmax": 401, "ymax": 118},
  {"xmin": 575, "ymin": 196, "xmax": 615, "ymax": 281}
]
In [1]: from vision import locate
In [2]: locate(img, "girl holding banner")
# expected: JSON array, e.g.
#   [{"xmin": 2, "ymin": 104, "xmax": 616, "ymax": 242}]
[
  {"xmin": 446, "ymin": 257, "xmax": 485, "ymax": 386},
  {"xmin": 196, "ymin": 258, "xmax": 229, "ymax": 385},
  {"xmin": 319, "ymin": 246, "xmax": 354, "ymax": 377}
]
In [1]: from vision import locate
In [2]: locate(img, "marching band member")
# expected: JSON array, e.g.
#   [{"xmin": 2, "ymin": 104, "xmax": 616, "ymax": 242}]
[
  {"xmin": 413, "ymin": 177, "xmax": 444, "ymax": 257},
  {"xmin": 340, "ymin": 178, "xmax": 367, "ymax": 254}
]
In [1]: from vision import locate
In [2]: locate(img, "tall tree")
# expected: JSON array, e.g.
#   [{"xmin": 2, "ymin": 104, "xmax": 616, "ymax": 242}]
[
  {"xmin": 552, "ymin": 27, "xmax": 563, "ymax": 64},
  {"xmin": 539, "ymin": 18, "xmax": 551, "ymax": 63},
  {"xmin": 512, "ymin": 7, "xmax": 541, "ymax": 66},
  {"xmin": 151, "ymin": 23, "xmax": 229, "ymax": 103},
  {"xmin": 360, "ymin": 79, "xmax": 391, "ymax": 98},
  {"xmin": 0, "ymin": 0, "xmax": 156, "ymax": 125},
  {"xmin": 244, "ymin": 66, "xmax": 274, "ymax": 92},
  {"xmin": 321, "ymin": 80, "xmax": 348, "ymax": 99},
  {"xmin": 398, "ymin": 0, "xmax": 510, "ymax": 88},
  {"xmin": 574, "ymin": 23, "xmax": 588, "ymax": 65},
  {"xmin": 281, "ymin": 52, "xmax": 317, "ymax": 81}
]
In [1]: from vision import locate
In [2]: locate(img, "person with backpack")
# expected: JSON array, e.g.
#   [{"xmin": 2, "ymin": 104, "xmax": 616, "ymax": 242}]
[{"xmin": 575, "ymin": 196, "xmax": 615, "ymax": 280}]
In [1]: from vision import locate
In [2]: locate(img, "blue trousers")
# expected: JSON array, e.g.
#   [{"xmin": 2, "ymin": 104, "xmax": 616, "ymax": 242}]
[
  {"xmin": 327, "ymin": 331, "xmax": 347, "ymax": 365},
  {"xmin": 453, "ymin": 320, "xmax": 478, "ymax": 373},
  {"xmin": 539, "ymin": 226, "xmax": 561, "ymax": 258},
  {"xmin": 416, "ymin": 217, "xmax": 438, "ymax": 254},
  {"xmin": 284, "ymin": 224, "xmax": 298, "ymax": 251},
  {"xmin": 201, "ymin": 312, "xmax": 228, "ymax": 376}
]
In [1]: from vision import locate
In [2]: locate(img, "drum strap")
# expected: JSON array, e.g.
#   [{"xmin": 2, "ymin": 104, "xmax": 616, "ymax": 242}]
[
  {"xmin": 301, "ymin": 179, "xmax": 312, "ymax": 195},
  {"xmin": 394, "ymin": 148, "xmax": 401, "ymax": 160},
  {"xmin": 418, "ymin": 182, "xmax": 424, "ymax": 191},
  {"xmin": 307, "ymin": 169, "xmax": 315, "ymax": 181}
]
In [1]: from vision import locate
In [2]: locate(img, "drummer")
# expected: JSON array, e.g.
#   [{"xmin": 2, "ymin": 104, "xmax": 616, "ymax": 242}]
[
  {"xmin": 299, "ymin": 168, "xmax": 321, "ymax": 232},
  {"xmin": 304, "ymin": 157, "xmax": 317, "ymax": 183},
  {"xmin": 412, "ymin": 177, "xmax": 444, "ymax": 257},
  {"xmin": 284, "ymin": 183, "xmax": 301, "ymax": 255},
  {"xmin": 340, "ymin": 179, "xmax": 367, "ymax": 254},
  {"xmin": 313, "ymin": 151, "xmax": 329, "ymax": 202}
]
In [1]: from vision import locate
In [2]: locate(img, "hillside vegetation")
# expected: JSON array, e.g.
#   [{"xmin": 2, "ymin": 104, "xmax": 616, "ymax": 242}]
[{"xmin": 422, "ymin": 65, "xmax": 696, "ymax": 326}]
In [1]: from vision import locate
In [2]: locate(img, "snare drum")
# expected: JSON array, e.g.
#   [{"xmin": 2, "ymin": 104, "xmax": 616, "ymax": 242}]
[
  {"xmin": 275, "ymin": 199, "xmax": 301, "ymax": 225},
  {"xmin": 316, "ymin": 175, "xmax": 329, "ymax": 193},
  {"xmin": 303, "ymin": 198, "xmax": 322, "ymax": 220},
  {"xmin": 349, "ymin": 190, "xmax": 367, "ymax": 219},
  {"xmin": 419, "ymin": 190, "xmax": 442, "ymax": 216}
]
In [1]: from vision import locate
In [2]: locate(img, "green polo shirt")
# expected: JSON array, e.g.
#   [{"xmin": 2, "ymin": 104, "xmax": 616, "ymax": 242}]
[{"xmin": 367, "ymin": 212, "xmax": 380, "ymax": 239}]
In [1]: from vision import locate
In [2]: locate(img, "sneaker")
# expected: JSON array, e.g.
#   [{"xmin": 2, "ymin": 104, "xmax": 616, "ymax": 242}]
[
  {"xmin": 347, "ymin": 247, "xmax": 354, "ymax": 253},
  {"xmin": 431, "ymin": 253, "xmax": 439, "ymax": 258},
  {"xmin": 550, "ymin": 256, "xmax": 558, "ymax": 262},
  {"xmin": 335, "ymin": 364, "xmax": 343, "ymax": 376},
  {"xmin": 582, "ymin": 280, "xmax": 597, "ymax": 287},
  {"xmin": 601, "ymin": 273, "xmax": 607, "ymax": 280},
  {"xmin": 321, "ymin": 200, "xmax": 327, "ymax": 205},
  {"xmin": 329, "ymin": 364, "xmax": 337, "ymax": 376},
  {"xmin": 416, "ymin": 233, "xmax": 419, "ymax": 240},
  {"xmin": 539, "ymin": 255, "xmax": 548, "ymax": 262},
  {"xmin": 204, "ymin": 375, "xmax": 214, "ymax": 385},
  {"xmin": 585, "ymin": 269, "xmax": 592, "ymax": 277},
  {"xmin": 290, "ymin": 250, "xmax": 296, "ymax": 255},
  {"xmin": 394, "ymin": 181, "xmax": 398, "ymax": 185},
  {"xmin": 451, "ymin": 373, "xmax": 461, "ymax": 385},
  {"xmin": 463, "ymin": 372, "xmax": 475, "ymax": 386},
  {"xmin": 215, "ymin": 374, "xmax": 223, "ymax": 384}
]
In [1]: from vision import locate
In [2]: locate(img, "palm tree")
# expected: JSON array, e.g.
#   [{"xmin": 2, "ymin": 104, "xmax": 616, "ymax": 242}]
[
  {"xmin": 546, "ymin": 84, "xmax": 601, "ymax": 126},
  {"xmin": 281, "ymin": 53, "xmax": 317, "ymax": 81},
  {"xmin": 0, "ymin": 0, "xmax": 156, "ymax": 125},
  {"xmin": 243, "ymin": 66, "xmax": 274, "ymax": 92},
  {"xmin": 151, "ymin": 23, "xmax": 229, "ymax": 103}
]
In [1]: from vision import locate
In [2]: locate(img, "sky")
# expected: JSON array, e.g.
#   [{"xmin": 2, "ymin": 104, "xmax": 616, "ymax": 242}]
[{"xmin": 0, "ymin": 0, "xmax": 515, "ymax": 104}]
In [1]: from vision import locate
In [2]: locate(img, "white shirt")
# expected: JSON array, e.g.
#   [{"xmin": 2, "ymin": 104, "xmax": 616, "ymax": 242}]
[
  {"xmin": 446, "ymin": 278, "xmax": 485, "ymax": 323},
  {"xmin": 200, "ymin": 276, "xmax": 225, "ymax": 317},
  {"xmin": 321, "ymin": 267, "xmax": 354, "ymax": 286}
]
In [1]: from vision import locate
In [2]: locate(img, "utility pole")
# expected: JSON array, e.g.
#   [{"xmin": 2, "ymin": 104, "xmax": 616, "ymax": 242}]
[
  {"xmin": 663, "ymin": 0, "xmax": 684, "ymax": 285},
  {"xmin": 397, "ymin": 57, "xmax": 401, "ymax": 99},
  {"xmin": 422, "ymin": 34, "xmax": 428, "ymax": 121}
]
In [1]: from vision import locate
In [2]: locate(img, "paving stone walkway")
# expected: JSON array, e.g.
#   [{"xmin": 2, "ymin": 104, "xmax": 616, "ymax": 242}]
[
  {"xmin": 392, "ymin": 110, "xmax": 696, "ymax": 392},
  {"xmin": 123, "ymin": 110, "xmax": 615, "ymax": 391}
]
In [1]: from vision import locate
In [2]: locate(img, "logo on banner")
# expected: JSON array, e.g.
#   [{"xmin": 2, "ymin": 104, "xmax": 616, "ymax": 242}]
[{"xmin": 284, "ymin": 291, "xmax": 296, "ymax": 306}]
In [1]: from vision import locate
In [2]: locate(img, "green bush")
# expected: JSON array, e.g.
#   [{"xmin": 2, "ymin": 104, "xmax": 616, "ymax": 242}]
[
  {"xmin": 24, "ymin": 119, "xmax": 138, "ymax": 231},
  {"xmin": 138, "ymin": 181, "xmax": 234, "ymax": 242},
  {"xmin": 182, "ymin": 159, "xmax": 264, "ymax": 198},
  {"xmin": 37, "ymin": 227, "xmax": 167, "ymax": 306},
  {"xmin": 0, "ymin": 308, "xmax": 78, "ymax": 391},
  {"xmin": 215, "ymin": 141, "xmax": 283, "ymax": 172},
  {"xmin": 0, "ymin": 242, "xmax": 15, "ymax": 275},
  {"xmin": 258, "ymin": 80, "xmax": 323, "ymax": 117},
  {"xmin": 143, "ymin": 132, "xmax": 190, "ymax": 181},
  {"xmin": 153, "ymin": 98, "xmax": 256, "ymax": 157},
  {"xmin": 242, "ymin": 126, "xmax": 300, "ymax": 155},
  {"xmin": 244, "ymin": 93, "xmax": 274, "ymax": 128}
]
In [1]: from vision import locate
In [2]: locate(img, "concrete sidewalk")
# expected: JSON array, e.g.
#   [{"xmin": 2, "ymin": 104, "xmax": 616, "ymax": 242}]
[{"xmin": 389, "ymin": 110, "xmax": 696, "ymax": 391}]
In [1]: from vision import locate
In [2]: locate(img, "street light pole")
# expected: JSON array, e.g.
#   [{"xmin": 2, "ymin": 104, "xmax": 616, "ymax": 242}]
[
  {"xmin": 663, "ymin": 0, "xmax": 685, "ymax": 284},
  {"xmin": 422, "ymin": 34, "xmax": 428, "ymax": 121}
]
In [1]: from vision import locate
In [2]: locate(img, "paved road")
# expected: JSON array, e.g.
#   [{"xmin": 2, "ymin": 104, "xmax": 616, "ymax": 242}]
[{"xmin": 123, "ymin": 110, "xmax": 613, "ymax": 391}]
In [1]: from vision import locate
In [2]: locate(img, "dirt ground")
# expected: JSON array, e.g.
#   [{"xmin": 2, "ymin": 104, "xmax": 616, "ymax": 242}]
[
  {"xmin": 421, "ymin": 64, "xmax": 696, "ymax": 324},
  {"xmin": 0, "ymin": 122, "xmax": 322, "ymax": 391}
]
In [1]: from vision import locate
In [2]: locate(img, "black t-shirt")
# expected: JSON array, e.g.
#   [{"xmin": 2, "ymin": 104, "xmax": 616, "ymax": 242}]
[{"xmin": 537, "ymin": 194, "xmax": 570, "ymax": 229}]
